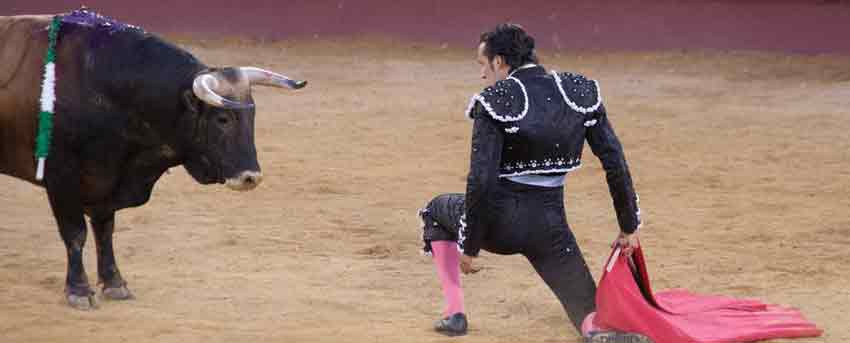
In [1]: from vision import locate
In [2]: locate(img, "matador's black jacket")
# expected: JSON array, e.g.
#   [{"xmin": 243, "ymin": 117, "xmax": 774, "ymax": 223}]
[{"xmin": 459, "ymin": 65, "xmax": 641, "ymax": 257}]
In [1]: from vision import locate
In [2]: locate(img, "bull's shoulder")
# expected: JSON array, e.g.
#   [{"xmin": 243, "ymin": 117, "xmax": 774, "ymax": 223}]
[
  {"xmin": 0, "ymin": 15, "xmax": 52, "ymax": 28},
  {"xmin": 0, "ymin": 15, "xmax": 52, "ymax": 88}
]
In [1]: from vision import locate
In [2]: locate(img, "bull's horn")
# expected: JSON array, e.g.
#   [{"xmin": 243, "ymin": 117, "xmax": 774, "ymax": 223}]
[
  {"xmin": 192, "ymin": 73, "xmax": 255, "ymax": 109},
  {"xmin": 239, "ymin": 67, "xmax": 307, "ymax": 90}
]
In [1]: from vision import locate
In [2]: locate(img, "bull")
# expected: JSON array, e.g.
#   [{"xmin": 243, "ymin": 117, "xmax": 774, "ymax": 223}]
[{"xmin": 0, "ymin": 9, "xmax": 306, "ymax": 310}]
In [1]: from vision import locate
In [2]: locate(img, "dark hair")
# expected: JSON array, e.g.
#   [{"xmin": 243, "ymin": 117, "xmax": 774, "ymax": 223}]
[{"xmin": 479, "ymin": 23, "xmax": 538, "ymax": 71}]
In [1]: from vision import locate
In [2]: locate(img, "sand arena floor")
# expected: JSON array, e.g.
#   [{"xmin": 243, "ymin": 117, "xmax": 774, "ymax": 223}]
[{"xmin": 1, "ymin": 38, "xmax": 849, "ymax": 342}]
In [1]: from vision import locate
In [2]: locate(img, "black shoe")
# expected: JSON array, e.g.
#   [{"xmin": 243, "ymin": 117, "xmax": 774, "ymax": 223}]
[
  {"xmin": 434, "ymin": 313, "xmax": 468, "ymax": 336},
  {"xmin": 585, "ymin": 331, "xmax": 653, "ymax": 343}
]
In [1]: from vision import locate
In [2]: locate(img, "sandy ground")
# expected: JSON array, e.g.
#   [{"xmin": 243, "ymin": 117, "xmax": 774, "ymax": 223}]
[{"xmin": 1, "ymin": 38, "xmax": 849, "ymax": 343}]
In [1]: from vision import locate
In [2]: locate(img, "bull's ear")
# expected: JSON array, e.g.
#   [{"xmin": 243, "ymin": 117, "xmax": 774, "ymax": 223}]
[{"xmin": 183, "ymin": 89, "xmax": 201, "ymax": 113}]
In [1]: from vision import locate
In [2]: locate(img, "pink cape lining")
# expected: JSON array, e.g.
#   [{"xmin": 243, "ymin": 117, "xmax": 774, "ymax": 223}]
[{"xmin": 582, "ymin": 246, "xmax": 822, "ymax": 343}]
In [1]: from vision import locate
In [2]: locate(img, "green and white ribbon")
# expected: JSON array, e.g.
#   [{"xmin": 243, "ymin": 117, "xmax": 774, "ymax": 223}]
[{"xmin": 35, "ymin": 15, "xmax": 61, "ymax": 181}]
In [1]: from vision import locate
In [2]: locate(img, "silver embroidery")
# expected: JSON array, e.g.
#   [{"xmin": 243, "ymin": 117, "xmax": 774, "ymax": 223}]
[
  {"xmin": 500, "ymin": 156, "xmax": 582, "ymax": 177},
  {"xmin": 551, "ymin": 70, "xmax": 603, "ymax": 114},
  {"xmin": 464, "ymin": 77, "xmax": 530, "ymax": 122}
]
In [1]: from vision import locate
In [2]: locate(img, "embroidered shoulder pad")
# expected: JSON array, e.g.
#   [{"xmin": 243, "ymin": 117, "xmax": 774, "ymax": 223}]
[
  {"xmin": 552, "ymin": 71, "xmax": 602, "ymax": 114},
  {"xmin": 464, "ymin": 77, "xmax": 529, "ymax": 122}
]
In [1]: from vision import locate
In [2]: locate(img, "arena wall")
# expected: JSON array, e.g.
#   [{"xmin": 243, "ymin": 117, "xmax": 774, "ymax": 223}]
[{"xmin": 3, "ymin": 1, "xmax": 850, "ymax": 54}]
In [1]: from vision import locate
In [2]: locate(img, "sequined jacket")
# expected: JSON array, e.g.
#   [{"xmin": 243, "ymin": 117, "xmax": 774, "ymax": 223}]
[{"xmin": 459, "ymin": 65, "xmax": 641, "ymax": 257}]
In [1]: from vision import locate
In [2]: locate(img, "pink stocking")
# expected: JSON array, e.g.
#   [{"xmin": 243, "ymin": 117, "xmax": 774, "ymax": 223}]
[{"xmin": 431, "ymin": 241, "xmax": 465, "ymax": 316}]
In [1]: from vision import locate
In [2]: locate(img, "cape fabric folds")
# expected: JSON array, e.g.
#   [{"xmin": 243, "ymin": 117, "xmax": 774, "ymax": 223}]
[{"xmin": 582, "ymin": 246, "xmax": 822, "ymax": 343}]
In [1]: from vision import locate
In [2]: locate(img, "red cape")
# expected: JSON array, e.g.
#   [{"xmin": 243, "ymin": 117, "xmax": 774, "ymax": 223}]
[{"xmin": 582, "ymin": 246, "xmax": 822, "ymax": 343}]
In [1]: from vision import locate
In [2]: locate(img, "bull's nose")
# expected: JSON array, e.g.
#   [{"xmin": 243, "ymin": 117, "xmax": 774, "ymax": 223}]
[{"xmin": 225, "ymin": 171, "xmax": 263, "ymax": 191}]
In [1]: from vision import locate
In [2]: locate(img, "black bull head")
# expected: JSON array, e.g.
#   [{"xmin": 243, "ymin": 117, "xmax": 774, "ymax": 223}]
[{"xmin": 182, "ymin": 67, "xmax": 307, "ymax": 191}]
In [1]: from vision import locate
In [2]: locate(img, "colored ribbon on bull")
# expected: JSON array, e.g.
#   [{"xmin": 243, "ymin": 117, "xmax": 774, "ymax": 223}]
[{"xmin": 35, "ymin": 15, "xmax": 61, "ymax": 181}]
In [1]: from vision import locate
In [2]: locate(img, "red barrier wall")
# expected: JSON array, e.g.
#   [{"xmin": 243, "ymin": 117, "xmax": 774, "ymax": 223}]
[{"xmin": 3, "ymin": 1, "xmax": 850, "ymax": 54}]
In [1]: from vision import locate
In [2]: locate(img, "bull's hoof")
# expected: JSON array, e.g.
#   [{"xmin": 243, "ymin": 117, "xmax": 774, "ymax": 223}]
[
  {"xmin": 67, "ymin": 293, "xmax": 97, "ymax": 310},
  {"xmin": 102, "ymin": 285, "xmax": 134, "ymax": 300}
]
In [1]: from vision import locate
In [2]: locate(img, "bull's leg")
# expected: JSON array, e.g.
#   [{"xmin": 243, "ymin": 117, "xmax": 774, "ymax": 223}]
[
  {"xmin": 47, "ymin": 194, "xmax": 96, "ymax": 310},
  {"xmin": 90, "ymin": 211, "xmax": 133, "ymax": 300},
  {"xmin": 45, "ymin": 156, "xmax": 97, "ymax": 310}
]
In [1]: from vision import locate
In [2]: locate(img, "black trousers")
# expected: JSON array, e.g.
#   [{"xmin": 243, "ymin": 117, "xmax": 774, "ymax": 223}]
[{"xmin": 420, "ymin": 179, "xmax": 597, "ymax": 331}]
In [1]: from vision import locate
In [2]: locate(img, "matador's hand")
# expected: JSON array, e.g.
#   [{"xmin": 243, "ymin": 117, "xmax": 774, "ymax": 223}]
[
  {"xmin": 613, "ymin": 231, "xmax": 640, "ymax": 257},
  {"xmin": 460, "ymin": 254, "xmax": 481, "ymax": 274}
]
